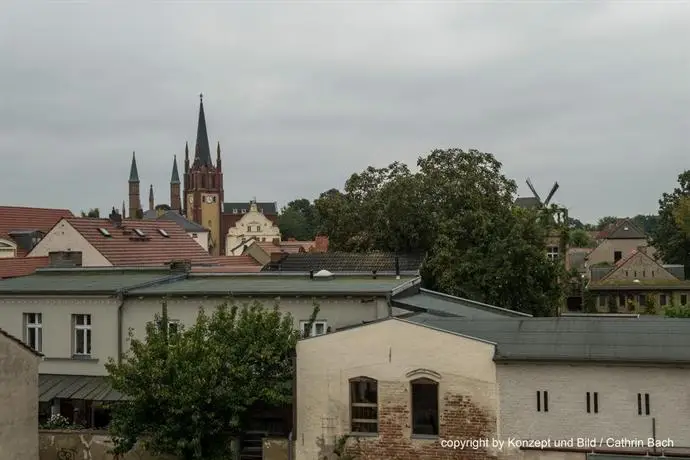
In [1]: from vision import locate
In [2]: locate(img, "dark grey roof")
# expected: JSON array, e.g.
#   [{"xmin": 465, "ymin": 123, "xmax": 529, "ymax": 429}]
[
  {"xmin": 392, "ymin": 288, "xmax": 531, "ymax": 319},
  {"xmin": 406, "ymin": 316, "xmax": 690, "ymax": 364},
  {"xmin": 157, "ymin": 211, "xmax": 208, "ymax": 232},
  {"xmin": 224, "ymin": 202, "xmax": 277, "ymax": 214},
  {"xmin": 39, "ymin": 374, "xmax": 128, "ymax": 402},
  {"xmin": 170, "ymin": 155, "xmax": 180, "ymax": 184},
  {"xmin": 127, "ymin": 273, "xmax": 420, "ymax": 297},
  {"xmin": 514, "ymin": 197, "xmax": 541, "ymax": 209},
  {"xmin": 606, "ymin": 218, "xmax": 647, "ymax": 239},
  {"xmin": 128, "ymin": 152, "xmax": 139, "ymax": 183},
  {"xmin": 142, "ymin": 209, "xmax": 157, "ymax": 219},
  {"xmin": 664, "ymin": 264, "xmax": 686, "ymax": 280},
  {"xmin": 193, "ymin": 96, "xmax": 213, "ymax": 167},
  {"xmin": 262, "ymin": 251, "xmax": 423, "ymax": 273}
]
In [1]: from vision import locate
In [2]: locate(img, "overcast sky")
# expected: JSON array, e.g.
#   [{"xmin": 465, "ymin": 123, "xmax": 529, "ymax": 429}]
[{"xmin": 1, "ymin": 2, "xmax": 688, "ymax": 223}]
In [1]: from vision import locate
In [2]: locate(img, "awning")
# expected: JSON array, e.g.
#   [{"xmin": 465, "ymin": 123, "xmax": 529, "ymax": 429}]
[{"xmin": 39, "ymin": 374, "xmax": 129, "ymax": 402}]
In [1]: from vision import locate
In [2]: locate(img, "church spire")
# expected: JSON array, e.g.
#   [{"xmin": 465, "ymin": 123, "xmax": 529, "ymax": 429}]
[
  {"xmin": 148, "ymin": 184, "xmax": 154, "ymax": 212},
  {"xmin": 129, "ymin": 151, "xmax": 139, "ymax": 183},
  {"xmin": 171, "ymin": 155, "xmax": 180, "ymax": 184},
  {"xmin": 194, "ymin": 93, "xmax": 213, "ymax": 167}
]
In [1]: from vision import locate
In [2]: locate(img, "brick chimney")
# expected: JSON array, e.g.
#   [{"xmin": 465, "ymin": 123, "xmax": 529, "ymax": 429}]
[
  {"xmin": 314, "ymin": 235, "xmax": 329, "ymax": 252},
  {"xmin": 109, "ymin": 207, "xmax": 123, "ymax": 228}
]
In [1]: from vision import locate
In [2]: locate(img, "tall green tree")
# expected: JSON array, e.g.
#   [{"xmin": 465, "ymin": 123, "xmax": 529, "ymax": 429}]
[
  {"xmin": 650, "ymin": 171, "xmax": 690, "ymax": 276},
  {"xmin": 569, "ymin": 229, "xmax": 595, "ymax": 248},
  {"xmin": 80, "ymin": 208, "xmax": 100, "ymax": 218},
  {"xmin": 595, "ymin": 216, "xmax": 618, "ymax": 231},
  {"xmin": 315, "ymin": 148, "xmax": 563, "ymax": 316},
  {"xmin": 106, "ymin": 300, "xmax": 318, "ymax": 460},
  {"xmin": 278, "ymin": 198, "xmax": 320, "ymax": 240}
]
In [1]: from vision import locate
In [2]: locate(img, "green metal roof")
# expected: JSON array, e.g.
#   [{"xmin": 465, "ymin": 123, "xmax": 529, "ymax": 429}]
[
  {"xmin": 407, "ymin": 316, "xmax": 690, "ymax": 364},
  {"xmin": 392, "ymin": 288, "xmax": 532, "ymax": 318},
  {"xmin": 0, "ymin": 268, "xmax": 177, "ymax": 294},
  {"xmin": 39, "ymin": 374, "xmax": 128, "ymax": 402},
  {"xmin": 128, "ymin": 274, "xmax": 420, "ymax": 296}
]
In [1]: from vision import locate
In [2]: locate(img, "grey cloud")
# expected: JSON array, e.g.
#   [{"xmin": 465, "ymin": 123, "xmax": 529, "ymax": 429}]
[{"xmin": 0, "ymin": 2, "xmax": 688, "ymax": 223}]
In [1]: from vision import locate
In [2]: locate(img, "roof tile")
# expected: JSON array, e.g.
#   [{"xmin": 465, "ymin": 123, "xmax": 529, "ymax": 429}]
[
  {"xmin": 0, "ymin": 256, "xmax": 50, "ymax": 279},
  {"xmin": 0, "ymin": 206, "xmax": 74, "ymax": 240},
  {"xmin": 66, "ymin": 217, "xmax": 215, "ymax": 266}
]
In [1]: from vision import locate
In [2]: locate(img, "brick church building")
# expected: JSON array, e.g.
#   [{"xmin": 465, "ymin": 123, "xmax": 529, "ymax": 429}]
[{"xmin": 125, "ymin": 95, "xmax": 278, "ymax": 256}]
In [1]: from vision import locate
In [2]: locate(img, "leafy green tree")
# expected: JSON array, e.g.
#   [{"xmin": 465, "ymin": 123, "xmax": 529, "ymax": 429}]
[
  {"xmin": 569, "ymin": 229, "xmax": 595, "ymax": 248},
  {"xmin": 596, "ymin": 216, "xmax": 619, "ymax": 231},
  {"xmin": 80, "ymin": 208, "xmax": 100, "ymax": 218},
  {"xmin": 278, "ymin": 198, "xmax": 321, "ymax": 240},
  {"xmin": 631, "ymin": 214, "xmax": 660, "ymax": 236},
  {"xmin": 650, "ymin": 171, "xmax": 690, "ymax": 277},
  {"xmin": 106, "ymin": 300, "xmax": 318, "ymax": 460},
  {"xmin": 315, "ymin": 149, "xmax": 564, "ymax": 316},
  {"xmin": 643, "ymin": 294, "xmax": 657, "ymax": 315}
]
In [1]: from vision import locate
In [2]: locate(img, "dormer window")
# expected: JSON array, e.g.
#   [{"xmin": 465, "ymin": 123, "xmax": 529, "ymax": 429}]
[
  {"xmin": 158, "ymin": 228, "xmax": 169, "ymax": 238},
  {"xmin": 98, "ymin": 228, "xmax": 112, "ymax": 237},
  {"xmin": 233, "ymin": 208, "xmax": 238, "ymax": 213},
  {"xmin": 133, "ymin": 228, "xmax": 146, "ymax": 237},
  {"xmin": 241, "ymin": 209, "xmax": 247, "ymax": 213}
]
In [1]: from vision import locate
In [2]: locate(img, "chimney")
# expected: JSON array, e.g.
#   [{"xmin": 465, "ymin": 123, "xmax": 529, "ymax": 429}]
[
  {"xmin": 109, "ymin": 207, "xmax": 123, "ymax": 228},
  {"xmin": 309, "ymin": 270, "xmax": 314, "ymax": 280},
  {"xmin": 272, "ymin": 238, "xmax": 280, "ymax": 246},
  {"xmin": 372, "ymin": 270, "xmax": 377, "ymax": 279},
  {"xmin": 395, "ymin": 256, "xmax": 400, "ymax": 279},
  {"xmin": 169, "ymin": 259, "xmax": 192, "ymax": 273}
]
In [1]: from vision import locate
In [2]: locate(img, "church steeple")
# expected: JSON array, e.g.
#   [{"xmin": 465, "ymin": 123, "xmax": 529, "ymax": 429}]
[
  {"xmin": 171, "ymin": 155, "xmax": 180, "ymax": 184},
  {"xmin": 128, "ymin": 151, "xmax": 141, "ymax": 219},
  {"xmin": 148, "ymin": 184, "xmax": 154, "ymax": 212},
  {"xmin": 194, "ymin": 93, "xmax": 213, "ymax": 167},
  {"xmin": 170, "ymin": 155, "xmax": 181, "ymax": 212},
  {"xmin": 129, "ymin": 151, "xmax": 139, "ymax": 183}
]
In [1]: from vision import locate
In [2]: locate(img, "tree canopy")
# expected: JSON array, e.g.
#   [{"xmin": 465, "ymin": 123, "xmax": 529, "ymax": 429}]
[
  {"xmin": 277, "ymin": 198, "xmax": 321, "ymax": 240},
  {"xmin": 651, "ymin": 171, "xmax": 690, "ymax": 275},
  {"xmin": 80, "ymin": 208, "xmax": 100, "ymax": 218},
  {"xmin": 106, "ymin": 300, "xmax": 317, "ymax": 460},
  {"xmin": 315, "ymin": 148, "xmax": 563, "ymax": 316}
]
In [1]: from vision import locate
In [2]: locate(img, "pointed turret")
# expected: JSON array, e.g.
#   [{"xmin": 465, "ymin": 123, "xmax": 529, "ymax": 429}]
[
  {"xmin": 129, "ymin": 151, "xmax": 139, "ymax": 183},
  {"xmin": 122, "ymin": 201, "xmax": 126, "ymax": 219},
  {"xmin": 194, "ymin": 93, "xmax": 213, "ymax": 167},
  {"xmin": 216, "ymin": 142, "xmax": 222, "ymax": 171},
  {"xmin": 148, "ymin": 184, "xmax": 154, "ymax": 211},
  {"xmin": 171, "ymin": 155, "xmax": 180, "ymax": 184}
]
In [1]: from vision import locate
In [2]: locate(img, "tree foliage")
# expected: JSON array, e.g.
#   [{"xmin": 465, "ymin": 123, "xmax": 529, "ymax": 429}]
[
  {"xmin": 80, "ymin": 208, "xmax": 100, "ymax": 218},
  {"xmin": 106, "ymin": 300, "xmax": 318, "ymax": 460},
  {"xmin": 569, "ymin": 229, "xmax": 595, "ymax": 248},
  {"xmin": 315, "ymin": 148, "xmax": 564, "ymax": 316},
  {"xmin": 278, "ymin": 198, "xmax": 321, "ymax": 240},
  {"xmin": 650, "ymin": 171, "xmax": 690, "ymax": 275}
]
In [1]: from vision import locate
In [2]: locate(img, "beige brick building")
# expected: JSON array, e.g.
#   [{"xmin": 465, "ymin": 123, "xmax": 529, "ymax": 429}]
[{"xmin": 0, "ymin": 327, "xmax": 42, "ymax": 460}]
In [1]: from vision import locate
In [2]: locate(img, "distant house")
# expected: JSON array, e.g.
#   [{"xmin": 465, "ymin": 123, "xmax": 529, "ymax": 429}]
[
  {"xmin": 241, "ymin": 236, "xmax": 329, "ymax": 265},
  {"xmin": 0, "ymin": 327, "xmax": 41, "ymax": 460},
  {"xmin": 225, "ymin": 201, "xmax": 281, "ymax": 256},
  {"xmin": 588, "ymin": 248, "xmax": 689, "ymax": 312},
  {"xmin": 0, "ymin": 206, "xmax": 73, "ymax": 258},
  {"xmin": 586, "ymin": 218, "xmax": 656, "ymax": 267}
]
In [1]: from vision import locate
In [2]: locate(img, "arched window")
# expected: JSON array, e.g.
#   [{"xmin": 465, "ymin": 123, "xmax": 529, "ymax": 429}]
[
  {"xmin": 349, "ymin": 377, "xmax": 378, "ymax": 434},
  {"xmin": 411, "ymin": 377, "xmax": 439, "ymax": 436}
]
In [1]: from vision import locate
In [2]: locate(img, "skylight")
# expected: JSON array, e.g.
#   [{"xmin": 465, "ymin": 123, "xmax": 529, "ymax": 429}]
[
  {"xmin": 133, "ymin": 228, "xmax": 146, "ymax": 237},
  {"xmin": 98, "ymin": 228, "xmax": 112, "ymax": 237},
  {"xmin": 158, "ymin": 228, "xmax": 170, "ymax": 238}
]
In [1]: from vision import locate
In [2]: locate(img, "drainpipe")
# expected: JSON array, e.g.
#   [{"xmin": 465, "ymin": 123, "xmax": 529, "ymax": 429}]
[{"xmin": 116, "ymin": 291, "xmax": 125, "ymax": 364}]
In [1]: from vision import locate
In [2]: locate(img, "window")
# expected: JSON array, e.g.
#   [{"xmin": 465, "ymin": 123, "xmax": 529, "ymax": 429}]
[
  {"xmin": 537, "ymin": 390, "xmax": 549, "ymax": 412},
  {"xmin": 72, "ymin": 314, "xmax": 92, "ymax": 356},
  {"xmin": 158, "ymin": 228, "xmax": 169, "ymax": 238},
  {"xmin": 232, "ymin": 208, "xmax": 238, "ymax": 213},
  {"xmin": 350, "ymin": 377, "xmax": 378, "ymax": 433},
  {"xmin": 546, "ymin": 246, "xmax": 559, "ymax": 261},
  {"xmin": 98, "ymin": 228, "xmax": 111, "ymax": 237},
  {"xmin": 642, "ymin": 270, "xmax": 646, "ymax": 278},
  {"xmin": 682, "ymin": 294, "xmax": 688, "ymax": 305},
  {"xmin": 23, "ymin": 313, "xmax": 42, "ymax": 352},
  {"xmin": 300, "ymin": 320, "xmax": 327, "ymax": 337},
  {"xmin": 625, "ymin": 270, "xmax": 629, "ymax": 277},
  {"xmin": 660, "ymin": 294, "xmax": 668, "ymax": 306},
  {"xmin": 637, "ymin": 393, "xmax": 650, "ymax": 415},
  {"xmin": 633, "ymin": 271, "xmax": 637, "ymax": 278},
  {"xmin": 156, "ymin": 319, "xmax": 179, "ymax": 336},
  {"xmin": 637, "ymin": 295, "xmax": 646, "ymax": 307},
  {"xmin": 256, "ymin": 225, "xmax": 261, "ymax": 232},
  {"xmin": 586, "ymin": 392, "xmax": 599, "ymax": 414},
  {"xmin": 411, "ymin": 378, "xmax": 439, "ymax": 436},
  {"xmin": 133, "ymin": 228, "xmax": 146, "ymax": 237},
  {"xmin": 614, "ymin": 251, "xmax": 622, "ymax": 262},
  {"xmin": 191, "ymin": 233, "xmax": 198, "ymax": 238},
  {"xmin": 597, "ymin": 296, "xmax": 607, "ymax": 308},
  {"xmin": 651, "ymin": 270, "xmax": 655, "ymax": 277}
]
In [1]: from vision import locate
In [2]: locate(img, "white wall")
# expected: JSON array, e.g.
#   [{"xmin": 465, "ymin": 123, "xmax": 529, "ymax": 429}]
[
  {"xmin": 498, "ymin": 362, "xmax": 690, "ymax": 446},
  {"xmin": 28, "ymin": 220, "xmax": 111, "ymax": 266},
  {"xmin": 188, "ymin": 231, "xmax": 209, "ymax": 252},
  {"xmin": 226, "ymin": 205, "xmax": 281, "ymax": 255},
  {"xmin": 0, "ymin": 296, "xmax": 118, "ymax": 376}
]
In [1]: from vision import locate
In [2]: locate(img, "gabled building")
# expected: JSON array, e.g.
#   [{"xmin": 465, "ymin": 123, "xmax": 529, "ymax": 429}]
[
  {"xmin": 27, "ymin": 210, "xmax": 216, "ymax": 267},
  {"xmin": 588, "ymin": 248, "xmax": 690, "ymax": 312},
  {"xmin": 586, "ymin": 218, "xmax": 656, "ymax": 267},
  {"xmin": 0, "ymin": 206, "xmax": 74, "ymax": 258},
  {"xmin": 143, "ymin": 209, "xmax": 211, "ymax": 252}
]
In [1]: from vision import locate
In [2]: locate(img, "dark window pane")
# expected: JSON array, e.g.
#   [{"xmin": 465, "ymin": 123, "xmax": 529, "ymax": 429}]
[
  {"xmin": 411, "ymin": 379, "xmax": 438, "ymax": 435},
  {"xmin": 350, "ymin": 379, "xmax": 378, "ymax": 433}
]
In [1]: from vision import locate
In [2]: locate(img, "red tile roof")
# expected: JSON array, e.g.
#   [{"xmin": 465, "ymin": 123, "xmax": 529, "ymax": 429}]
[
  {"xmin": 66, "ymin": 218, "xmax": 215, "ymax": 267},
  {"xmin": 0, "ymin": 256, "xmax": 49, "ymax": 279},
  {"xmin": 0, "ymin": 206, "xmax": 74, "ymax": 240}
]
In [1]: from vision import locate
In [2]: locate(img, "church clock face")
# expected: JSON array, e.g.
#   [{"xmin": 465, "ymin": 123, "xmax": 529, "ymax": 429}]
[{"xmin": 188, "ymin": 196, "xmax": 194, "ymax": 204}]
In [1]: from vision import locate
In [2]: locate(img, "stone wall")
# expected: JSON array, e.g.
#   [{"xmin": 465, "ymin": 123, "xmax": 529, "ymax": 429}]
[
  {"xmin": 39, "ymin": 430, "xmax": 173, "ymax": 460},
  {"xmin": 263, "ymin": 437, "xmax": 292, "ymax": 460}
]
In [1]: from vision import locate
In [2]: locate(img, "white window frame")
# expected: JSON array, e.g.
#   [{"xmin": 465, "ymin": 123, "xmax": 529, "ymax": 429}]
[
  {"xmin": 157, "ymin": 318, "xmax": 180, "ymax": 336},
  {"xmin": 72, "ymin": 314, "xmax": 92, "ymax": 356},
  {"xmin": 300, "ymin": 320, "xmax": 327, "ymax": 337},
  {"xmin": 23, "ymin": 313, "xmax": 42, "ymax": 352},
  {"xmin": 546, "ymin": 246, "xmax": 559, "ymax": 261}
]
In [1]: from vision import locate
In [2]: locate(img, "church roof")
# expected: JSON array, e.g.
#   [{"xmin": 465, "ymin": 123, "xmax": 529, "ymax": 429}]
[
  {"xmin": 129, "ymin": 151, "xmax": 139, "ymax": 182},
  {"xmin": 170, "ymin": 155, "xmax": 180, "ymax": 184},
  {"xmin": 223, "ymin": 202, "xmax": 278, "ymax": 215}
]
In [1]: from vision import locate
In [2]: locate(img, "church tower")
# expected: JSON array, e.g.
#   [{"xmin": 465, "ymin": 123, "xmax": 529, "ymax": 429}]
[
  {"xmin": 128, "ymin": 151, "xmax": 142, "ymax": 219},
  {"xmin": 183, "ymin": 94, "xmax": 224, "ymax": 255},
  {"xmin": 170, "ymin": 155, "xmax": 181, "ymax": 212}
]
